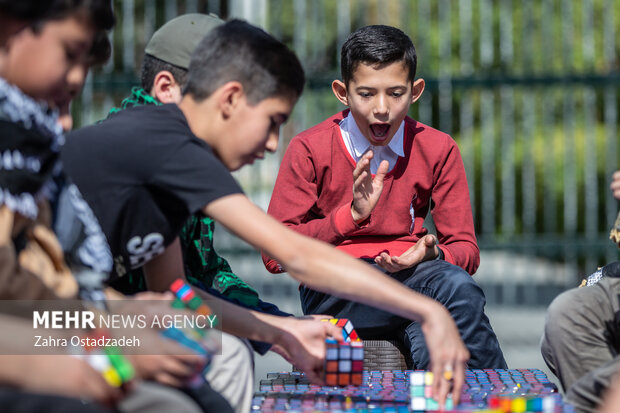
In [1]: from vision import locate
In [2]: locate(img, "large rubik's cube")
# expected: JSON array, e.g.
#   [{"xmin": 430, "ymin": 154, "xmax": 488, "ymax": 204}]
[{"xmin": 322, "ymin": 318, "xmax": 364, "ymax": 386}]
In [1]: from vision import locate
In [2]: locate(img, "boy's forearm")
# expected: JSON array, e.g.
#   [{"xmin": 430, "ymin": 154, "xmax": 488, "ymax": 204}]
[
  {"xmin": 142, "ymin": 238, "xmax": 291, "ymax": 345},
  {"xmin": 193, "ymin": 288, "xmax": 290, "ymax": 345},
  {"xmin": 209, "ymin": 195, "xmax": 442, "ymax": 325},
  {"xmin": 284, "ymin": 231, "xmax": 439, "ymax": 322}
]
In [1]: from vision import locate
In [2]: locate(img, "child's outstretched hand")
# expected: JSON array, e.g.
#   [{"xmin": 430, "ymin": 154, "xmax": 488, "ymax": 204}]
[
  {"xmin": 375, "ymin": 234, "xmax": 439, "ymax": 272},
  {"xmin": 351, "ymin": 151, "xmax": 389, "ymax": 224},
  {"xmin": 270, "ymin": 317, "xmax": 343, "ymax": 384}
]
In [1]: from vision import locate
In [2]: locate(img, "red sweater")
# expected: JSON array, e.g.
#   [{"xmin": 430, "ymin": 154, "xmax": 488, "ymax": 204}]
[{"xmin": 263, "ymin": 111, "xmax": 480, "ymax": 275}]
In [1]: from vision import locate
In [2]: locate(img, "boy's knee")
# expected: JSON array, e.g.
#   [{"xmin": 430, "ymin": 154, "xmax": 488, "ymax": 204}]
[
  {"xmin": 206, "ymin": 333, "xmax": 254, "ymax": 413},
  {"xmin": 436, "ymin": 263, "xmax": 483, "ymax": 298},
  {"xmin": 543, "ymin": 288, "xmax": 587, "ymax": 348},
  {"xmin": 546, "ymin": 289, "xmax": 578, "ymax": 325}
]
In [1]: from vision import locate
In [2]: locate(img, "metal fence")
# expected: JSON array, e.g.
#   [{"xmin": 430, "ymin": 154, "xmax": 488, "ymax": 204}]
[{"xmin": 74, "ymin": 0, "xmax": 620, "ymax": 305}]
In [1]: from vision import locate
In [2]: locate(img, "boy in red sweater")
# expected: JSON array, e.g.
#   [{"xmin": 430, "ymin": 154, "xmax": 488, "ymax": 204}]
[{"xmin": 264, "ymin": 25, "xmax": 506, "ymax": 369}]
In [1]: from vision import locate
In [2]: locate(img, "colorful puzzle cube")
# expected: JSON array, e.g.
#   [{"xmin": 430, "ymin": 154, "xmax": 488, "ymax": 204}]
[
  {"xmin": 409, "ymin": 371, "xmax": 453, "ymax": 411},
  {"xmin": 170, "ymin": 278, "xmax": 213, "ymax": 319},
  {"xmin": 322, "ymin": 318, "xmax": 360, "ymax": 342},
  {"xmin": 76, "ymin": 330, "xmax": 134, "ymax": 388},
  {"xmin": 324, "ymin": 338, "xmax": 364, "ymax": 386},
  {"xmin": 166, "ymin": 279, "xmax": 221, "ymax": 384}
]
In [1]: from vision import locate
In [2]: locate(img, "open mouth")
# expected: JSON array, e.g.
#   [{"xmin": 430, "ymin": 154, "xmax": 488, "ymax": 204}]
[{"xmin": 370, "ymin": 123, "xmax": 390, "ymax": 140}]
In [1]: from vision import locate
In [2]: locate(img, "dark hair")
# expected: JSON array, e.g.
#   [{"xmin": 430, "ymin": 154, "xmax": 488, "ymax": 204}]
[
  {"xmin": 140, "ymin": 54, "xmax": 188, "ymax": 92},
  {"xmin": 341, "ymin": 25, "xmax": 417, "ymax": 87},
  {"xmin": 184, "ymin": 19, "xmax": 304, "ymax": 104},
  {"xmin": 88, "ymin": 30, "xmax": 111, "ymax": 66},
  {"xmin": 31, "ymin": 0, "xmax": 115, "ymax": 33},
  {"xmin": 0, "ymin": 1, "xmax": 52, "ymax": 20}
]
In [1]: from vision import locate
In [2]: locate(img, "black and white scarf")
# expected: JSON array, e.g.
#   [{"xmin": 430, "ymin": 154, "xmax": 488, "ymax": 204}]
[{"xmin": 0, "ymin": 77, "xmax": 64, "ymax": 218}]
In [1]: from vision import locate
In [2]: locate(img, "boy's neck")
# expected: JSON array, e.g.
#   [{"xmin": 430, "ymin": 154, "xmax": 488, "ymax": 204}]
[{"xmin": 177, "ymin": 94, "xmax": 219, "ymax": 147}]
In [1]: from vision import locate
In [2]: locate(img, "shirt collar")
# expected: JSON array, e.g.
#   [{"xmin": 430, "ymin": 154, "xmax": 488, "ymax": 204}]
[{"xmin": 341, "ymin": 111, "xmax": 405, "ymax": 157}]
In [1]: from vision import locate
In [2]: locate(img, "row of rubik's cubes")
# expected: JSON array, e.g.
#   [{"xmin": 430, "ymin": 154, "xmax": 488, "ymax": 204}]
[
  {"xmin": 253, "ymin": 369, "xmax": 575, "ymax": 412},
  {"xmin": 409, "ymin": 370, "xmax": 573, "ymax": 413}
]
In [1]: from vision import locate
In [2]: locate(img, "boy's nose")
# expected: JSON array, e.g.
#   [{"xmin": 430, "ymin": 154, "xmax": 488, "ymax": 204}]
[
  {"xmin": 265, "ymin": 133, "xmax": 279, "ymax": 153},
  {"xmin": 373, "ymin": 95, "xmax": 389, "ymax": 116},
  {"xmin": 66, "ymin": 64, "xmax": 87, "ymax": 98}
]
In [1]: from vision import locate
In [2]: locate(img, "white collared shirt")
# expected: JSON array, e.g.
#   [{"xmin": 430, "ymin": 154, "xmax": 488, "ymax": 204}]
[{"xmin": 339, "ymin": 112, "xmax": 405, "ymax": 173}]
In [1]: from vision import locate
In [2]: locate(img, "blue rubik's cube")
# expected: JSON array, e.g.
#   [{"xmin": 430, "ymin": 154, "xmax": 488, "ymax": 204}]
[{"xmin": 322, "ymin": 318, "xmax": 363, "ymax": 386}]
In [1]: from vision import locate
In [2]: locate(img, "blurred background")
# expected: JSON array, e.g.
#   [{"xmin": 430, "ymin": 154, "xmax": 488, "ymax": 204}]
[{"xmin": 74, "ymin": 0, "xmax": 620, "ymax": 384}]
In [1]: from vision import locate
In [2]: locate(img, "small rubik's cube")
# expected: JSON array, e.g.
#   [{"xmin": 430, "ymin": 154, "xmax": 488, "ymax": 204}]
[
  {"xmin": 409, "ymin": 371, "xmax": 453, "ymax": 411},
  {"xmin": 166, "ymin": 279, "xmax": 220, "ymax": 382},
  {"xmin": 170, "ymin": 278, "xmax": 213, "ymax": 319},
  {"xmin": 322, "ymin": 318, "xmax": 361, "ymax": 342},
  {"xmin": 77, "ymin": 330, "xmax": 134, "ymax": 388}
]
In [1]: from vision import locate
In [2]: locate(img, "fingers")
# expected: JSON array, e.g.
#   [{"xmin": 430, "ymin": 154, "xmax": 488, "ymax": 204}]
[
  {"xmin": 612, "ymin": 170, "xmax": 620, "ymax": 200},
  {"xmin": 85, "ymin": 366, "xmax": 124, "ymax": 408},
  {"xmin": 353, "ymin": 154, "xmax": 372, "ymax": 180},
  {"xmin": 302, "ymin": 366, "xmax": 324, "ymax": 385},
  {"xmin": 452, "ymin": 360, "xmax": 466, "ymax": 405},
  {"xmin": 424, "ymin": 234, "xmax": 438, "ymax": 247},
  {"xmin": 154, "ymin": 371, "xmax": 186, "ymax": 388},
  {"xmin": 0, "ymin": 206, "xmax": 15, "ymax": 244},
  {"xmin": 374, "ymin": 159, "xmax": 389, "ymax": 181},
  {"xmin": 324, "ymin": 322, "xmax": 344, "ymax": 342},
  {"xmin": 430, "ymin": 361, "xmax": 445, "ymax": 408},
  {"xmin": 133, "ymin": 291, "xmax": 174, "ymax": 301},
  {"xmin": 353, "ymin": 169, "xmax": 369, "ymax": 190},
  {"xmin": 165, "ymin": 354, "xmax": 205, "ymax": 377}
]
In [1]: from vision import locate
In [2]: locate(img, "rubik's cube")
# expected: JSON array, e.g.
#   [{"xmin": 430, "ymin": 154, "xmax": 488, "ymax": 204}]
[
  {"xmin": 322, "ymin": 318, "xmax": 364, "ymax": 386},
  {"xmin": 322, "ymin": 318, "xmax": 360, "ymax": 342},
  {"xmin": 77, "ymin": 330, "xmax": 134, "ymax": 388},
  {"xmin": 487, "ymin": 395, "xmax": 560, "ymax": 412},
  {"xmin": 170, "ymin": 278, "xmax": 213, "ymax": 320},
  {"xmin": 166, "ymin": 279, "xmax": 220, "ymax": 383},
  {"xmin": 409, "ymin": 371, "xmax": 454, "ymax": 411}
]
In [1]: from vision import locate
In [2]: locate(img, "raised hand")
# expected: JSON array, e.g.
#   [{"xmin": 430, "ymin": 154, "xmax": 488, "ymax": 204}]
[
  {"xmin": 374, "ymin": 234, "xmax": 439, "ymax": 272},
  {"xmin": 351, "ymin": 151, "xmax": 389, "ymax": 223}
]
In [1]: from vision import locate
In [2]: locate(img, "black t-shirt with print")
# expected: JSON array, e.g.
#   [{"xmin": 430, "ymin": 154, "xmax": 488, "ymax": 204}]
[{"xmin": 62, "ymin": 104, "xmax": 242, "ymax": 279}]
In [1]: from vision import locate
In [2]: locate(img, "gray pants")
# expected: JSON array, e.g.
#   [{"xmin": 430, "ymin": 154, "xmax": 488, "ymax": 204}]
[
  {"xmin": 120, "ymin": 382, "xmax": 203, "ymax": 413},
  {"xmin": 120, "ymin": 332, "xmax": 253, "ymax": 413},
  {"xmin": 541, "ymin": 277, "xmax": 620, "ymax": 413},
  {"xmin": 205, "ymin": 332, "xmax": 254, "ymax": 413}
]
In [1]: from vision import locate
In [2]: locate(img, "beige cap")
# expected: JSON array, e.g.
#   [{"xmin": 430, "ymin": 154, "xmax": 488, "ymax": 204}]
[{"xmin": 144, "ymin": 13, "xmax": 223, "ymax": 69}]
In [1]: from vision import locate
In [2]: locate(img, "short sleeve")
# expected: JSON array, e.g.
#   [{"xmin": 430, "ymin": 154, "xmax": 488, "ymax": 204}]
[{"xmin": 152, "ymin": 138, "xmax": 243, "ymax": 214}]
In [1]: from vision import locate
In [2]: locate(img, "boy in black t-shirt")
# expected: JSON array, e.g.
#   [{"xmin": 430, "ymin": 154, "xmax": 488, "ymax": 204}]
[{"xmin": 63, "ymin": 20, "xmax": 467, "ymax": 404}]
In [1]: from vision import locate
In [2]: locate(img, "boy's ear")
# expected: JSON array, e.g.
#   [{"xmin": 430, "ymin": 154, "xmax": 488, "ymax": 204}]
[
  {"xmin": 216, "ymin": 81, "xmax": 244, "ymax": 119},
  {"xmin": 152, "ymin": 71, "xmax": 182, "ymax": 104},
  {"xmin": 331, "ymin": 80, "xmax": 349, "ymax": 106},
  {"xmin": 410, "ymin": 78, "xmax": 425, "ymax": 104}
]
